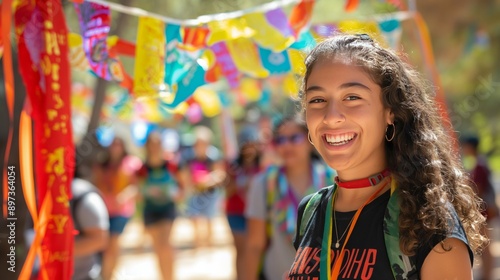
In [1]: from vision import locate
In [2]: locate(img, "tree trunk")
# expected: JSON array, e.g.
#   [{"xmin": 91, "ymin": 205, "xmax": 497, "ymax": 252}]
[{"xmin": 77, "ymin": 0, "xmax": 135, "ymax": 178}]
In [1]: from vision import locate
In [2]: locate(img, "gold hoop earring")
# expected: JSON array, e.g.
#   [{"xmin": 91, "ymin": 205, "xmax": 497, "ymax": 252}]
[
  {"xmin": 308, "ymin": 133, "xmax": 315, "ymax": 146},
  {"xmin": 385, "ymin": 123, "xmax": 395, "ymax": 142}
]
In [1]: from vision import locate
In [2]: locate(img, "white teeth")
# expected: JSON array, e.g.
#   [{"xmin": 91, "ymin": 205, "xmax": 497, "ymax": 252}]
[{"xmin": 325, "ymin": 134, "xmax": 355, "ymax": 146}]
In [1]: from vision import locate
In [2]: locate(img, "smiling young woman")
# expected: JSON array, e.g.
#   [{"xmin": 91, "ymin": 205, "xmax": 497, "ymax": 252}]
[{"xmin": 288, "ymin": 34, "xmax": 488, "ymax": 280}]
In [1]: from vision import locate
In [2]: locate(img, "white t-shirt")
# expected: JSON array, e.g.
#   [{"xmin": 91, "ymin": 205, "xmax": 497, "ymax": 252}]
[
  {"xmin": 72, "ymin": 178, "xmax": 109, "ymax": 280},
  {"xmin": 245, "ymin": 173, "xmax": 296, "ymax": 280}
]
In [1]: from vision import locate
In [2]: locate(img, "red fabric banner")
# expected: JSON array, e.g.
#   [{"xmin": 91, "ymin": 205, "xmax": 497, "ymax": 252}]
[{"xmin": 15, "ymin": 0, "xmax": 75, "ymax": 279}]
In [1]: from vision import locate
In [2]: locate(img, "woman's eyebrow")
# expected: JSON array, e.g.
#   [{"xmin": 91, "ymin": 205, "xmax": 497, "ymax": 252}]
[
  {"xmin": 339, "ymin": 82, "xmax": 372, "ymax": 91},
  {"xmin": 305, "ymin": 85, "xmax": 325, "ymax": 93},
  {"xmin": 305, "ymin": 82, "xmax": 371, "ymax": 94}
]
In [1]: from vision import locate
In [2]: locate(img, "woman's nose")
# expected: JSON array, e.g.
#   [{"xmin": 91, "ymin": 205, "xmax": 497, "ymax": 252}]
[{"xmin": 323, "ymin": 101, "xmax": 346, "ymax": 125}]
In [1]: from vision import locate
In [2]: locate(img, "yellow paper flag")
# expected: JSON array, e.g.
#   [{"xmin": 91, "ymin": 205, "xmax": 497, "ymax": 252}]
[
  {"xmin": 283, "ymin": 74, "xmax": 300, "ymax": 98},
  {"xmin": 170, "ymin": 102, "xmax": 189, "ymax": 115},
  {"xmin": 68, "ymin": 33, "xmax": 89, "ymax": 71},
  {"xmin": 240, "ymin": 78, "xmax": 262, "ymax": 102},
  {"xmin": 193, "ymin": 88, "xmax": 222, "ymax": 117},
  {"xmin": 133, "ymin": 17, "xmax": 166, "ymax": 98},
  {"xmin": 226, "ymin": 38, "xmax": 269, "ymax": 78},
  {"xmin": 337, "ymin": 20, "xmax": 383, "ymax": 43},
  {"xmin": 243, "ymin": 12, "xmax": 295, "ymax": 52},
  {"xmin": 141, "ymin": 99, "xmax": 163, "ymax": 123},
  {"xmin": 206, "ymin": 18, "xmax": 254, "ymax": 46},
  {"xmin": 288, "ymin": 49, "xmax": 306, "ymax": 76}
]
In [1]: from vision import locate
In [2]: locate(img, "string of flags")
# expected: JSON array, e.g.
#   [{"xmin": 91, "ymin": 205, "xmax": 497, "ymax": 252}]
[{"xmin": 69, "ymin": 0, "xmax": 410, "ymax": 123}]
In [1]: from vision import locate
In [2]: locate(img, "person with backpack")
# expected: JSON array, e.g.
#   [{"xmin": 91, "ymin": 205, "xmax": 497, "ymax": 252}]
[
  {"xmin": 136, "ymin": 131, "xmax": 187, "ymax": 280},
  {"xmin": 225, "ymin": 125, "xmax": 263, "ymax": 280},
  {"xmin": 72, "ymin": 167, "xmax": 109, "ymax": 280},
  {"xmin": 244, "ymin": 117, "xmax": 335, "ymax": 280},
  {"xmin": 288, "ymin": 34, "xmax": 487, "ymax": 279}
]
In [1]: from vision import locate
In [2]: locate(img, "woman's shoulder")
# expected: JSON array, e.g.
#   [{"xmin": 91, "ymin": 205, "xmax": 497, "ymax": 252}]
[{"xmin": 415, "ymin": 203, "xmax": 474, "ymax": 272}]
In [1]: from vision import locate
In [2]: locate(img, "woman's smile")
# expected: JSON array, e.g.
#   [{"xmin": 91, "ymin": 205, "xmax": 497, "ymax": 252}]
[{"xmin": 324, "ymin": 132, "xmax": 357, "ymax": 146}]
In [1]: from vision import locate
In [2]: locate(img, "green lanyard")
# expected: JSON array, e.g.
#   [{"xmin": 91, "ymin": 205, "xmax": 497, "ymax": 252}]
[{"xmin": 320, "ymin": 179, "xmax": 390, "ymax": 279}]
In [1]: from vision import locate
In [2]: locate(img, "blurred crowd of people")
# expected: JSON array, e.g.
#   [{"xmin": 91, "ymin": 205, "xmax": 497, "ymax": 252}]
[
  {"xmin": 70, "ymin": 115, "xmax": 337, "ymax": 280},
  {"xmin": 68, "ymin": 116, "xmax": 498, "ymax": 280}
]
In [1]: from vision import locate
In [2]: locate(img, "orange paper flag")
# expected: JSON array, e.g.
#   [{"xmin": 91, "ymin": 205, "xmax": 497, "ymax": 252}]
[{"xmin": 345, "ymin": 0, "xmax": 360, "ymax": 12}]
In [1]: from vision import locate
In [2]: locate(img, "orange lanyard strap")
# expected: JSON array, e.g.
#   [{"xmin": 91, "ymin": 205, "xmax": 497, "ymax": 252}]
[{"xmin": 320, "ymin": 178, "xmax": 390, "ymax": 279}]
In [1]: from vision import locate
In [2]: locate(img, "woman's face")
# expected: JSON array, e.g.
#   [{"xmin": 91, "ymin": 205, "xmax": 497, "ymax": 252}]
[
  {"xmin": 241, "ymin": 143, "xmax": 260, "ymax": 164},
  {"xmin": 194, "ymin": 139, "xmax": 209, "ymax": 158},
  {"xmin": 109, "ymin": 138, "xmax": 125, "ymax": 160},
  {"xmin": 304, "ymin": 62, "xmax": 393, "ymax": 175},
  {"xmin": 274, "ymin": 122, "xmax": 311, "ymax": 168},
  {"xmin": 146, "ymin": 135, "xmax": 163, "ymax": 155}
]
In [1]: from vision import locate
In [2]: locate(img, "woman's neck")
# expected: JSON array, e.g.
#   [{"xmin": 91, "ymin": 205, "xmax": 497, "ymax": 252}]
[
  {"xmin": 333, "ymin": 158, "xmax": 390, "ymax": 211},
  {"xmin": 336, "ymin": 157, "xmax": 388, "ymax": 181},
  {"xmin": 335, "ymin": 176, "xmax": 391, "ymax": 212},
  {"xmin": 147, "ymin": 155, "xmax": 164, "ymax": 166}
]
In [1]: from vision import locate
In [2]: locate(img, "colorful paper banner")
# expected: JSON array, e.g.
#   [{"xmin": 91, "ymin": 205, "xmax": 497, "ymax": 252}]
[
  {"xmin": 210, "ymin": 42, "xmax": 240, "ymax": 88},
  {"xmin": 378, "ymin": 18, "xmax": 403, "ymax": 50},
  {"xmin": 244, "ymin": 9, "xmax": 295, "ymax": 52},
  {"xmin": 259, "ymin": 47, "xmax": 292, "ymax": 75},
  {"xmin": 133, "ymin": 17, "xmax": 166, "ymax": 98},
  {"xmin": 165, "ymin": 61, "xmax": 207, "ymax": 108},
  {"xmin": 226, "ymin": 38, "xmax": 269, "ymax": 78},
  {"xmin": 289, "ymin": 0, "xmax": 315, "ymax": 36},
  {"xmin": 74, "ymin": 2, "xmax": 112, "ymax": 79},
  {"xmin": 74, "ymin": 1, "xmax": 131, "ymax": 91},
  {"xmin": 165, "ymin": 24, "xmax": 202, "ymax": 87}
]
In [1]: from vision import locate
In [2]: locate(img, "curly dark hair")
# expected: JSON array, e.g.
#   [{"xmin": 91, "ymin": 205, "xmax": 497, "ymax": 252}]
[{"xmin": 299, "ymin": 33, "xmax": 487, "ymax": 255}]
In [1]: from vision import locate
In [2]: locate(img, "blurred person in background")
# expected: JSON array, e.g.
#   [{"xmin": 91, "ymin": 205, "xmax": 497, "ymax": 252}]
[
  {"xmin": 462, "ymin": 136, "xmax": 499, "ymax": 280},
  {"xmin": 92, "ymin": 137, "xmax": 139, "ymax": 280},
  {"xmin": 136, "ymin": 131, "xmax": 188, "ymax": 280},
  {"xmin": 73, "ymin": 159, "xmax": 109, "ymax": 280},
  {"xmin": 183, "ymin": 126, "xmax": 227, "ymax": 249},
  {"xmin": 257, "ymin": 115, "xmax": 279, "ymax": 169},
  {"xmin": 225, "ymin": 125, "xmax": 263, "ymax": 280},
  {"xmin": 244, "ymin": 117, "xmax": 335, "ymax": 280}
]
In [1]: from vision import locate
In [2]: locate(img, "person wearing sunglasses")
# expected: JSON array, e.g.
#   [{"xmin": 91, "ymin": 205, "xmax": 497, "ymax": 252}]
[
  {"xmin": 225, "ymin": 125, "xmax": 263, "ymax": 280},
  {"xmin": 244, "ymin": 116, "xmax": 335, "ymax": 280},
  {"xmin": 288, "ymin": 34, "xmax": 487, "ymax": 280}
]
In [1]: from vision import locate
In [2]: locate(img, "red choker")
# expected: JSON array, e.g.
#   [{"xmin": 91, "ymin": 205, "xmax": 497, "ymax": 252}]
[{"xmin": 335, "ymin": 169, "xmax": 391, "ymax": 189}]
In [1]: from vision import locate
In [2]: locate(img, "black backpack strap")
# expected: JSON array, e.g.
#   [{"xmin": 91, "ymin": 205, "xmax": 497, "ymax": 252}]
[
  {"xmin": 293, "ymin": 193, "xmax": 313, "ymax": 250},
  {"xmin": 294, "ymin": 186, "xmax": 333, "ymax": 250}
]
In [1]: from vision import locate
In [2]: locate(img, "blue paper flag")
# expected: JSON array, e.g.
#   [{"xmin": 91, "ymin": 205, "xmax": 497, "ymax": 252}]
[
  {"xmin": 290, "ymin": 30, "xmax": 316, "ymax": 51},
  {"xmin": 165, "ymin": 24, "xmax": 200, "ymax": 86},
  {"xmin": 166, "ymin": 63, "xmax": 207, "ymax": 108},
  {"xmin": 259, "ymin": 47, "xmax": 291, "ymax": 75}
]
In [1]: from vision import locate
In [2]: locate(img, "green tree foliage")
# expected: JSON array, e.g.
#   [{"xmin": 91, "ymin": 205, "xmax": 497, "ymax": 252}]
[{"xmin": 417, "ymin": 0, "xmax": 500, "ymax": 168}]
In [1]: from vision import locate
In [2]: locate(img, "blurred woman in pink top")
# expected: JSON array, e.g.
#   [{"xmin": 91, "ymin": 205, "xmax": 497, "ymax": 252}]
[{"xmin": 93, "ymin": 137, "xmax": 140, "ymax": 280}]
